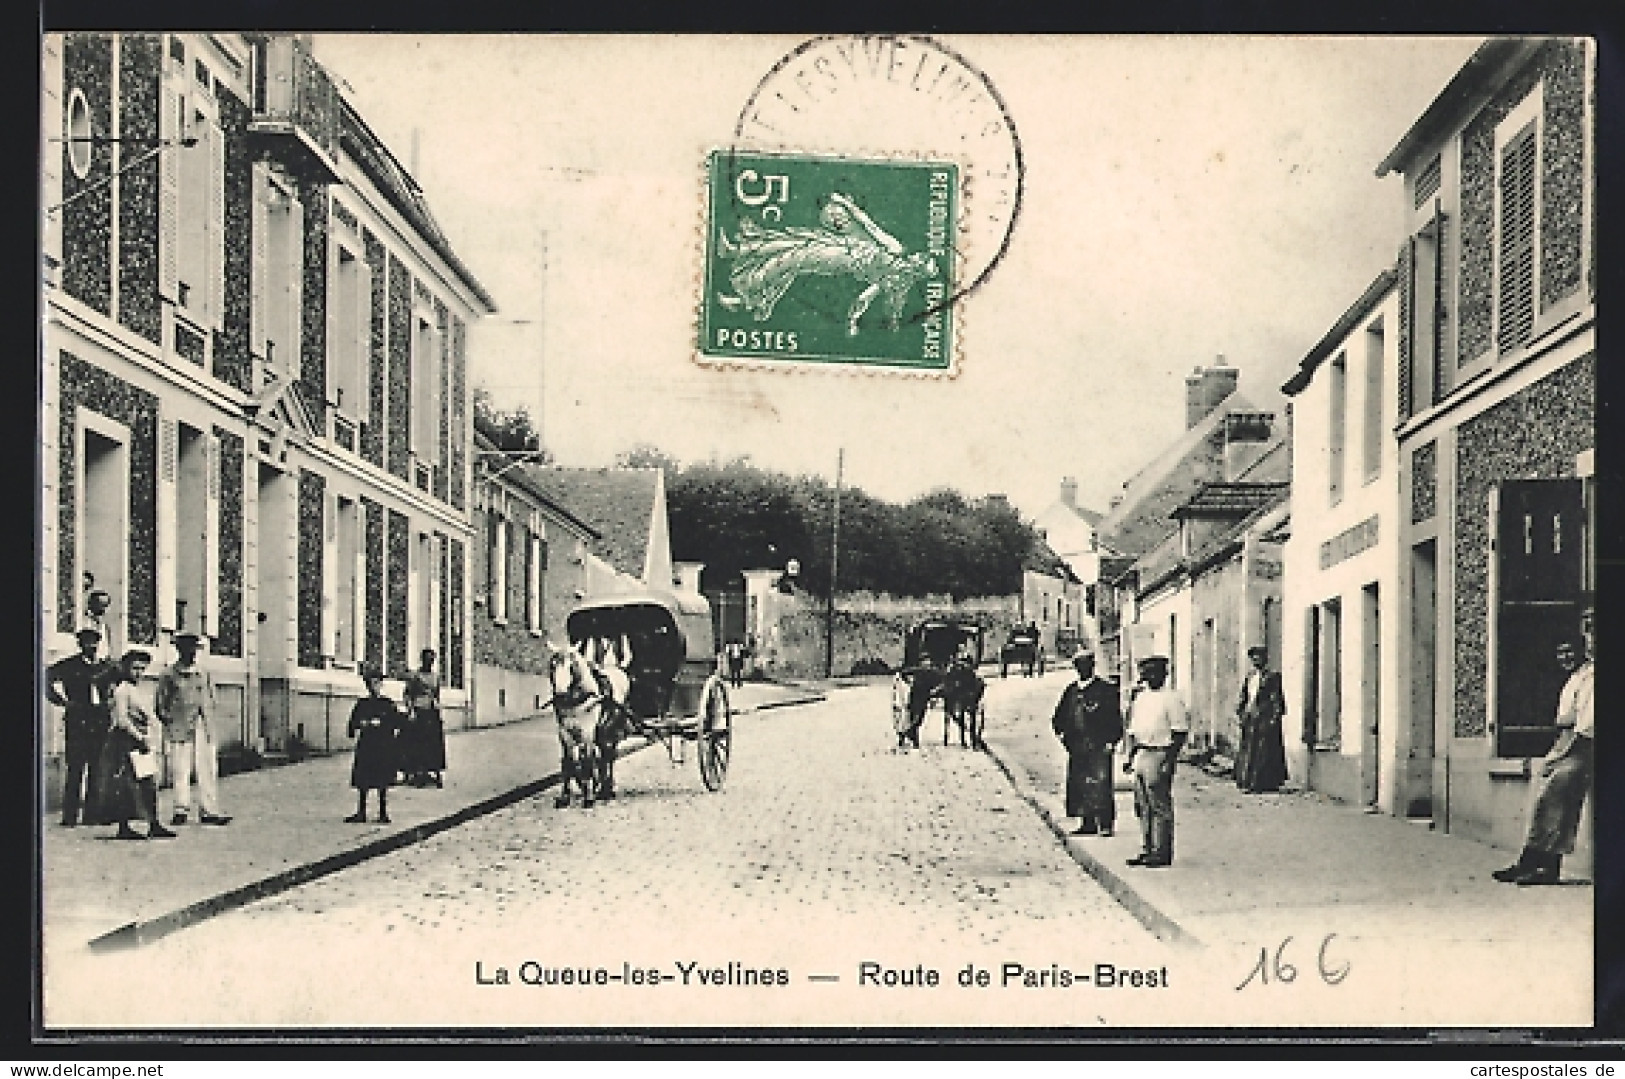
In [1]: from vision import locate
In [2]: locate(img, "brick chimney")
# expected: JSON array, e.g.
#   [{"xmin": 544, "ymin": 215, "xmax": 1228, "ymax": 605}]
[
  {"xmin": 1059, "ymin": 476, "xmax": 1078, "ymax": 510},
  {"xmin": 1223, "ymin": 411, "xmax": 1275, "ymax": 480},
  {"xmin": 1185, "ymin": 357, "xmax": 1241, "ymax": 429}
]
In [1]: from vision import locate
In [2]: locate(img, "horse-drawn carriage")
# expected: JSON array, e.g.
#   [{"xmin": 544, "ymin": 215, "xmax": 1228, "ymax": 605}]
[
  {"xmin": 551, "ymin": 589, "xmax": 732, "ymax": 806},
  {"xmin": 998, "ymin": 623, "xmax": 1046, "ymax": 678},
  {"xmin": 890, "ymin": 619, "xmax": 988, "ymax": 749}
]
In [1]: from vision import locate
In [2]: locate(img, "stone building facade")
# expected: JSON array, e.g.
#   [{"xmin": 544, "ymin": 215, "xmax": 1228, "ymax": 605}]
[
  {"xmin": 1376, "ymin": 37, "xmax": 1594, "ymax": 868},
  {"xmin": 41, "ymin": 33, "xmax": 494, "ymax": 796}
]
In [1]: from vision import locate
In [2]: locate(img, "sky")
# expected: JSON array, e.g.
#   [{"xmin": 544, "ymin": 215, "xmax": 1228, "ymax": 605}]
[{"xmin": 310, "ymin": 34, "xmax": 1482, "ymax": 522}]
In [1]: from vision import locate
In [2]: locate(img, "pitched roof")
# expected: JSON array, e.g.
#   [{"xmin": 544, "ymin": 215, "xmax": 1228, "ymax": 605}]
[
  {"xmin": 1281, "ymin": 270, "xmax": 1397, "ymax": 396},
  {"xmin": 1096, "ymin": 390, "xmax": 1258, "ymax": 557},
  {"xmin": 336, "ymin": 97, "xmax": 498, "ymax": 313},
  {"xmin": 523, "ymin": 466, "xmax": 662, "ymax": 579},
  {"xmin": 1171, "ymin": 481, "xmax": 1290, "ymax": 519},
  {"xmin": 472, "ymin": 432, "xmax": 599, "ymax": 540},
  {"xmin": 1375, "ymin": 37, "xmax": 1541, "ymax": 179}
]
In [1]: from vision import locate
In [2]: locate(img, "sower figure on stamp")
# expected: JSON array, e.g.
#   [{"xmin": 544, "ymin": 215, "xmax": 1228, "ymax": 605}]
[
  {"xmin": 1122, "ymin": 656, "xmax": 1188, "ymax": 868},
  {"xmin": 1234, "ymin": 645, "xmax": 1288, "ymax": 794},
  {"xmin": 1493, "ymin": 606, "xmax": 1594, "ymax": 886},
  {"xmin": 156, "ymin": 633, "xmax": 231, "ymax": 827},
  {"xmin": 1052, "ymin": 649, "xmax": 1123, "ymax": 836},
  {"xmin": 45, "ymin": 627, "xmax": 113, "ymax": 826}
]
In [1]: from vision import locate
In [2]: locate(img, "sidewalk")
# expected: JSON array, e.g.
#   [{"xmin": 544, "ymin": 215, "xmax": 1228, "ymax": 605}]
[
  {"xmin": 41, "ymin": 679, "xmax": 824, "ymax": 954},
  {"xmin": 980, "ymin": 674, "xmax": 1592, "ymax": 960}
]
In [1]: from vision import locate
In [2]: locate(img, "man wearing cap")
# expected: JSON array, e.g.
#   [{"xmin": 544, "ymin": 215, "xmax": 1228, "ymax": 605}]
[
  {"xmin": 1122, "ymin": 655, "xmax": 1188, "ymax": 868},
  {"xmin": 45, "ymin": 627, "xmax": 114, "ymax": 826},
  {"xmin": 1051, "ymin": 649, "xmax": 1123, "ymax": 836},
  {"xmin": 1234, "ymin": 645, "xmax": 1288, "ymax": 794},
  {"xmin": 1493, "ymin": 607, "xmax": 1594, "ymax": 885},
  {"xmin": 155, "ymin": 633, "xmax": 231, "ymax": 826}
]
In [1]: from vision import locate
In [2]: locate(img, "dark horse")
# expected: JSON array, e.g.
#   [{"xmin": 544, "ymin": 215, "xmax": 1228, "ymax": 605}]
[{"xmin": 941, "ymin": 658, "xmax": 986, "ymax": 749}]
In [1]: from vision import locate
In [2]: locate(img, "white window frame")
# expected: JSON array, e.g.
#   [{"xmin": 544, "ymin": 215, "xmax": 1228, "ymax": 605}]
[
  {"xmin": 162, "ymin": 47, "xmax": 225, "ymax": 342},
  {"xmin": 410, "ymin": 305, "xmax": 443, "ymax": 467},
  {"xmin": 1492, "ymin": 83, "xmax": 1543, "ymax": 357},
  {"xmin": 327, "ymin": 215, "xmax": 371, "ymax": 427},
  {"xmin": 526, "ymin": 521, "xmax": 543, "ymax": 635},
  {"xmin": 66, "ymin": 87, "xmax": 92, "ymax": 179},
  {"xmin": 1328, "ymin": 351, "xmax": 1348, "ymax": 505},
  {"xmin": 251, "ymin": 162, "xmax": 304, "ymax": 385},
  {"xmin": 490, "ymin": 507, "xmax": 508, "ymax": 625},
  {"xmin": 1361, "ymin": 316, "xmax": 1385, "ymax": 485}
]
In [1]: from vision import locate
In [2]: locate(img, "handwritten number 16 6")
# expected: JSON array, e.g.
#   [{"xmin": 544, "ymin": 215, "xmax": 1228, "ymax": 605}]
[{"xmin": 1235, "ymin": 934, "xmax": 1351, "ymax": 990}]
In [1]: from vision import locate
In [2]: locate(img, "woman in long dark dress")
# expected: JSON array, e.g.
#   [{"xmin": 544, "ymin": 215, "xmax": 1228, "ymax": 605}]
[
  {"xmin": 402, "ymin": 649, "xmax": 446, "ymax": 788},
  {"xmin": 347, "ymin": 665, "xmax": 401, "ymax": 823}
]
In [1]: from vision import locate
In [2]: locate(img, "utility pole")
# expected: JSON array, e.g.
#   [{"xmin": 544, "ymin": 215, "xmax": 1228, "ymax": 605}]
[{"xmin": 825, "ymin": 448, "xmax": 843, "ymax": 679}]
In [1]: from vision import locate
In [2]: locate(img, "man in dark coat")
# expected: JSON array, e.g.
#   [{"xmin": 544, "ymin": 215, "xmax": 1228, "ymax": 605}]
[
  {"xmin": 1235, "ymin": 645, "xmax": 1288, "ymax": 793},
  {"xmin": 1052, "ymin": 649, "xmax": 1123, "ymax": 836},
  {"xmin": 46, "ymin": 628, "xmax": 113, "ymax": 826}
]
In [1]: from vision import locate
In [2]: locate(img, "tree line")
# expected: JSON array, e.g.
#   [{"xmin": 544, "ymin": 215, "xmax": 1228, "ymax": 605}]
[{"xmin": 618, "ymin": 446, "xmax": 1061, "ymax": 600}]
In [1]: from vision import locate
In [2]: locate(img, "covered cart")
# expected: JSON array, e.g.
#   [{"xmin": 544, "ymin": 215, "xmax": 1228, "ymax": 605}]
[
  {"xmin": 890, "ymin": 619, "xmax": 986, "ymax": 747},
  {"xmin": 566, "ymin": 589, "xmax": 732, "ymax": 790}
]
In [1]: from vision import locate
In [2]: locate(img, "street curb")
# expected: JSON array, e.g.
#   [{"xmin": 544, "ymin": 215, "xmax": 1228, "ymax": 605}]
[
  {"xmin": 81, "ymin": 692, "xmax": 828, "ymax": 953},
  {"xmin": 86, "ymin": 736, "xmax": 654, "ymax": 953},
  {"xmin": 980, "ymin": 745, "xmax": 1200, "ymax": 949}
]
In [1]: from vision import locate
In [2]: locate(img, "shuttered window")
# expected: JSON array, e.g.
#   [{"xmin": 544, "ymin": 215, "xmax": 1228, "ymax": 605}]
[
  {"xmin": 1328, "ymin": 352, "xmax": 1347, "ymax": 504},
  {"xmin": 162, "ymin": 47, "xmax": 225, "ymax": 335},
  {"xmin": 1497, "ymin": 121, "xmax": 1538, "ymax": 353},
  {"xmin": 251, "ymin": 163, "xmax": 304, "ymax": 382},
  {"xmin": 328, "ymin": 236, "xmax": 370, "ymax": 421}
]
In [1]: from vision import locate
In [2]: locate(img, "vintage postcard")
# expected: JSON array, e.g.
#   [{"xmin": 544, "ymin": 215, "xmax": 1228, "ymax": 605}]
[{"xmin": 37, "ymin": 33, "xmax": 1597, "ymax": 1035}]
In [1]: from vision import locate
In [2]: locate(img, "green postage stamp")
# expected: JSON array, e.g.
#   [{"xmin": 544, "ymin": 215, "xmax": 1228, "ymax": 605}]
[{"xmin": 701, "ymin": 151, "xmax": 958, "ymax": 371}]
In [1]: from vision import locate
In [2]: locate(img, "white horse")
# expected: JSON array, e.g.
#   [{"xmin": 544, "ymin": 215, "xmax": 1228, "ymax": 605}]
[{"xmin": 549, "ymin": 645, "xmax": 606, "ymax": 808}]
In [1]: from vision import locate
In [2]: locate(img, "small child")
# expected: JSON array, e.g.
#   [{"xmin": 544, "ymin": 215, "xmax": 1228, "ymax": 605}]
[{"xmin": 346, "ymin": 665, "xmax": 401, "ymax": 823}]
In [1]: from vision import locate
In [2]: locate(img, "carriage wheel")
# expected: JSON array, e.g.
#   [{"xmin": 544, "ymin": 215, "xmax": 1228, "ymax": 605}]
[{"xmin": 698, "ymin": 679, "xmax": 732, "ymax": 791}]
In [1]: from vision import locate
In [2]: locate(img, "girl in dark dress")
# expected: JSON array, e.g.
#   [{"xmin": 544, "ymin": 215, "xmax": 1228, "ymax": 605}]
[{"xmin": 347, "ymin": 665, "xmax": 401, "ymax": 823}]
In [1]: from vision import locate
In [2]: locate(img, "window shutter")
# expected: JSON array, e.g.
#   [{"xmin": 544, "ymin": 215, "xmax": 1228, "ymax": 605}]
[
  {"xmin": 206, "ymin": 112, "xmax": 225, "ymax": 331},
  {"xmin": 156, "ymin": 419, "xmax": 178, "ymax": 632},
  {"xmin": 1431, "ymin": 210, "xmax": 1448, "ymax": 405},
  {"xmin": 285, "ymin": 193, "xmax": 305, "ymax": 380},
  {"xmin": 356, "ymin": 260, "xmax": 373, "ymax": 419},
  {"xmin": 1397, "ymin": 237, "xmax": 1414, "ymax": 423},
  {"xmin": 325, "ymin": 239, "xmax": 341, "ymax": 407},
  {"xmin": 158, "ymin": 66, "xmax": 182, "ymax": 305},
  {"xmin": 250, "ymin": 164, "xmax": 269, "ymax": 362},
  {"xmin": 1497, "ymin": 122, "xmax": 1537, "ymax": 353},
  {"xmin": 320, "ymin": 490, "xmax": 338, "ymax": 659},
  {"xmin": 202, "ymin": 431, "xmax": 221, "ymax": 636}
]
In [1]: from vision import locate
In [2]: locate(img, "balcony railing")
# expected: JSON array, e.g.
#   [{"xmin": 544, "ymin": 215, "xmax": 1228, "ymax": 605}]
[{"xmin": 249, "ymin": 35, "xmax": 342, "ymax": 183}]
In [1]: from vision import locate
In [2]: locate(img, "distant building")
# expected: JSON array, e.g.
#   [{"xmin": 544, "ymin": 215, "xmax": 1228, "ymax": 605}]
[
  {"xmin": 1280, "ymin": 272, "xmax": 1404, "ymax": 808},
  {"xmin": 1375, "ymin": 38, "xmax": 1594, "ymax": 866},
  {"xmin": 467, "ymin": 435, "xmax": 607, "ymax": 727},
  {"xmin": 1131, "ymin": 440, "xmax": 1289, "ymax": 753},
  {"xmin": 526, "ymin": 466, "xmax": 675, "ymax": 596},
  {"xmin": 41, "ymin": 34, "xmax": 494, "ymax": 795},
  {"xmin": 1092, "ymin": 361, "xmax": 1279, "ymax": 694}
]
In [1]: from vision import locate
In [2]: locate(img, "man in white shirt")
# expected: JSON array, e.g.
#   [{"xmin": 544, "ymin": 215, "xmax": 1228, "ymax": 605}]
[
  {"xmin": 1494, "ymin": 607, "xmax": 1594, "ymax": 885},
  {"xmin": 1121, "ymin": 655, "xmax": 1189, "ymax": 868}
]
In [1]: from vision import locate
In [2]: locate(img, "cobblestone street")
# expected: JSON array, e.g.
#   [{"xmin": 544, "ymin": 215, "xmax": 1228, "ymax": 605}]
[{"xmin": 51, "ymin": 683, "xmax": 1180, "ymax": 1029}]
